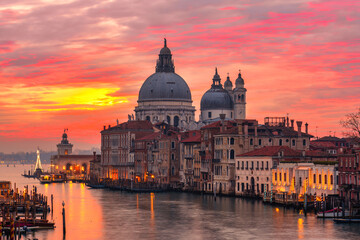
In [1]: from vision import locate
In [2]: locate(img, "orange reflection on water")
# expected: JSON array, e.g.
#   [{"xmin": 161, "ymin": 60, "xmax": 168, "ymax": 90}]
[
  {"xmin": 298, "ymin": 218, "xmax": 304, "ymax": 239},
  {"xmin": 150, "ymin": 192, "xmax": 155, "ymax": 220}
]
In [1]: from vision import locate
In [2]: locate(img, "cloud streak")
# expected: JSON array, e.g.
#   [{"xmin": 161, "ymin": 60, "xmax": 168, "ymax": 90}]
[{"xmin": 0, "ymin": 0, "xmax": 359, "ymax": 152}]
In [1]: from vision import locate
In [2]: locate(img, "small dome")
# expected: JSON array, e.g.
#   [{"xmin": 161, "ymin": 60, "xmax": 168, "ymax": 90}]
[
  {"xmin": 138, "ymin": 72, "xmax": 192, "ymax": 102},
  {"xmin": 224, "ymin": 75, "xmax": 233, "ymax": 90},
  {"xmin": 235, "ymin": 71, "xmax": 245, "ymax": 88},
  {"xmin": 160, "ymin": 46, "xmax": 171, "ymax": 55},
  {"xmin": 200, "ymin": 88, "xmax": 233, "ymax": 110}
]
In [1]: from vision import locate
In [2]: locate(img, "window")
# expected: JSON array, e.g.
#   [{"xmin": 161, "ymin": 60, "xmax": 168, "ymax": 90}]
[
  {"xmin": 284, "ymin": 173, "xmax": 287, "ymax": 182},
  {"xmin": 266, "ymin": 161, "xmax": 269, "ymax": 170},
  {"xmin": 230, "ymin": 150, "xmax": 235, "ymax": 159},
  {"xmin": 237, "ymin": 183, "xmax": 240, "ymax": 191},
  {"xmin": 251, "ymin": 162, "xmax": 254, "ymax": 170},
  {"xmin": 259, "ymin": 139, "xmax": 262, "ymax": 145},
  {"xmin": 246, "ymin": 161, "xmax": 248, "ymax": 170},
  {"xmin": 275, "ymin": 173, "xmax": 277, "ymax": 181},
  {"xmin": 269, "ymin": 138, "xmax": 272, "ymax": 143},
  {"xmin": 174, "ymin": 116, "xmax": 179, "ymax": 127},
  {"xmin": 230, "ymin": 138, "xmax": 235, "ymax": 145},
  {"xmin": 292, "ymin": 139, "xmax": 295, "ymax": 146},
  {"xmin": 324, "ymin": 175, "xmax": 327, "ymax": 184},
  {"xmin": 279, "ymin": 139, "xmax": 283, "ymax": 146},
  {"xmin": 167, "ymin": 116, "xmax": 171, "ymax": 124},
  {"xmin": 171, "ymin": 154, "xmax": 175, "ymax": 160},
  {"xmin": 171, "ymin": 141, "xmax": 175, "ymax": 149},
  {"xmin": 208, "ymin": 112, "xmax": 212, "ymax": 118},
  {"xmin": 241, "ymin": 161, "xmax": 244, "ymax": 169},
  {"xmin": 314, "ymin": 174, "xmax": 316, "ymax": 184},
  {"xmin": 279, "ymin": 173, "xmax": 282, "ymax": 181},
  {"xmin": 303, "ymin": 139, "xmax": 306, "ymax": 146},
  {"xmin": 319, "ymin": 175, "xmax": 322, "ymax": 184},
  {"xmin": 237, "ymin": 161, "xmax": 240, "ymax": 169},
  {"xmin": 261, "ymin": 161, "xmax": 264, "ymax": 170},
  {"xmin": 250, "ymin": 139, "xmax": 253, "ymax": 145},
  {"xmin": 146, "ymin": 116, "xmax": 150, "ymax": 121}
]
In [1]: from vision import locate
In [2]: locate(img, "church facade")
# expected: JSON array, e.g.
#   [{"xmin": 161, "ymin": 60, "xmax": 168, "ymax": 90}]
[{"xmin": 200, "ymin": 68, "xmax": 247, "ymax": 124}]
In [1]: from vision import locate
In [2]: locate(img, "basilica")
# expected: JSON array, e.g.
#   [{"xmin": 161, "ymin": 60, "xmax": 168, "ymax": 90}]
[{"xmin": 134, "ymin": 39, "xmax": 247, "ymax": 129}]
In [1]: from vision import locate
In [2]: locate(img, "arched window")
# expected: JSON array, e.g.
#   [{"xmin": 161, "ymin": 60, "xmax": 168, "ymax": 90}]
[
  {"xmin": 166, "ymin": 116, "xmax": 171, "ymax": 124},
  {"xmin": 230, "ymin": 138, "xmax": 235, "ymax": 145},
  {"xmin": 146, "ymin": 116, "xmax": 150, "ymax": 121},
  {"xmin": 279, "ymin": 139, "xmax": 283, "ymax": 146},
  {"xmin": 208, "ymin": 112, "xmax": 212, "ymax": 118},
  {"xmin": 250, "ymin": 139, "xmax": 253, "ymax": 145},
  {"xmin": 259, "ymin": 139, "xmax": 262, "ymax": 145},
  {"xmin": 292, "ymin": 139, "xmax": 296, "ymax": 146},
  {"xmin": 241, "ymin": 94, "xmax": 244, "ymax": 102},
  {"xmin": 303, "ymin": 139, "xmax": 306, "ymax": 146},
  {"xmin": 174, "ymin": 116, "xmax": 179, "ymax": 127},
  {"xmin": 230, "ymin": 150, "xmax": 235, "ymax": 159},
  {"xmin": 330, "ymin": 175, "xmax": 333, "ymax": 184},
  {"xmin": 324, "ymin": 174, "xmax": 327, "ymax": 184}
]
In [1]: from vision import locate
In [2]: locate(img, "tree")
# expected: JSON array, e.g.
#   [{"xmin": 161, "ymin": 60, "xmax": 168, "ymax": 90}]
[{"xmin": 340, "ymin": 107, "xmax": 360, "ymax": 138}]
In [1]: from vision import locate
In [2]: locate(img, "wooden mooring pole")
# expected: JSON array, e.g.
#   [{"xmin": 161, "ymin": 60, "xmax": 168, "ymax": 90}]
[{"xmin": 62, "ymin": 201, "xmax": 66, "ymax": 237}]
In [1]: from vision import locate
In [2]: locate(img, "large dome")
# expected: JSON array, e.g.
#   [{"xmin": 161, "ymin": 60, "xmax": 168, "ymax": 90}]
[
  {"xmin": 138, "ymin": 72, "xmax": 192, "ymax": 102},
  {"xmin": 200, "ymin": 88, "xmax": 233, "ymax": 110}
]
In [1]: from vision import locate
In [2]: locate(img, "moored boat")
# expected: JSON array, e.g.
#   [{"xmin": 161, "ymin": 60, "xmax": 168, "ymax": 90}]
[
  {"xmin": 39, "ymin": 175, "xmax": 52, "ymax": 184},
  {"xmin": 317, "ymin": 208, "xmax": 350, "ymax": 218}
]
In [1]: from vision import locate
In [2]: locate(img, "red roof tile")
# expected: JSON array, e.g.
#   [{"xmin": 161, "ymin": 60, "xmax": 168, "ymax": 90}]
[
  {"xmin": 238, "ymin": 146, "xmax": 301, "ymax": 157},
  {"xmin": 182, "ymin": 130, "xmax": 201, "ymax": 143}
]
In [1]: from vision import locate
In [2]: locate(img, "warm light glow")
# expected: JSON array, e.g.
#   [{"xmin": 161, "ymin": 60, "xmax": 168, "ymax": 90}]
[
  {"xmin": 63, "ymin": 166, "xmax": 66, "ymax": 170},
  {"xmin": 275, "ymin": 208, "xmax": 280, "ymax": 212},
  {"xmin": 70, "ymin": 166, "xmax": 73, "ymax": 170},
  {"xmin": 56, "ymin": 165, "xmax": 59, "ymax": 169}
]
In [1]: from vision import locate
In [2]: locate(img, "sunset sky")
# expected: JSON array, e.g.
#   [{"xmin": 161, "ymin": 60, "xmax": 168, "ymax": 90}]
[{"xmin": 0, "ymin": 0, "xmax": 359, "ymax": 153}]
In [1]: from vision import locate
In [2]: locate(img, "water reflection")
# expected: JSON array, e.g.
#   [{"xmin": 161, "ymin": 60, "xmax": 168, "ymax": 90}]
[{"xmin": 1, "ymin": 165, "xmax": 360, "ymax": 240}]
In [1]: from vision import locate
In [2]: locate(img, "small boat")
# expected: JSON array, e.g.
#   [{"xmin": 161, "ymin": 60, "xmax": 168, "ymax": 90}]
[
  {"xmin": 317, "ymin": 208, "xmax": 350, "ymax": 218},
  {"xmin": 86, "ymin": 183, "xmax": 105, "ymax": 189},
  {"xmin": 334, "ymin": 217, "xmax": 360, "ymax": 223},
  {"xmin": 52, "ymin": 174, "xmax": 66, "ymax": 183},
  {"xmin": 39, "ymin": 175, "xmax": 52, "ymax": 184}
]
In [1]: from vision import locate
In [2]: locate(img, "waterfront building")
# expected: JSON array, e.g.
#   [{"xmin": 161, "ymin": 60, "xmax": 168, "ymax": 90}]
[
  {"xmin": 180, "ymin": 130, "xmax": 201, "ymax": 191},
  {"xmin": 272, "ymin": 161, "xmax": 337, "ymax": 196},
  {"xmin": 135, "ymin": 39, "xmax": 196, "ymax": 129},
  {"xmin": 235, "ymin": 146, "xmax": 301, "ymax": 196},
  {"xmin": 338, "ymin": 149, "xmax": 360, "ymax": 202},
  {"xmin": 100, "ymin": 120, "xmax": 153, "ymax": 180},
  {"xmin": 51, "ymin": 130, "xmax": 96, "ymax": 178}
]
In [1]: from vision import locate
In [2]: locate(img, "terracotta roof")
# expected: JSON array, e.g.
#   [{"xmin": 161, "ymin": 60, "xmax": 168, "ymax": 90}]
[
  {"xmin": 201, "ymin": 120, "xmax": 237, "ymax": 130},
  {"xmin": 314, "ymin": 136, "xmax": 346, "ymax": 142},
  {"xmin": 102, "ymin": 120, "xmax": 153, "ymax": 132},
  {"xmin": 182, "ymin": 130, "xmax": 201, "ymax": 143},
  {"xmin": 257, "ymin": 125, "xmax": 313, "ymax": 138},
  {"xmin": 238, "ymin": 146, "xmax": 301, "ymax": 157},
  {"xmin": 310, "ymin": 141, "xmax": 336, "ymax": 148},
  {"xmin": 137, "ymin": 132, "xmax": 161, "ymax": 141}
]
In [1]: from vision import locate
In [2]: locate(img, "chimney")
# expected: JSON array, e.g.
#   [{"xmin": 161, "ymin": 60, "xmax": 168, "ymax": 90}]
[
  {"xmin": 108, "ymin": 125, "xmax": 111, "ymax": 129},
  {"xmin": 93, "ymin": 151, "xmax": 96, "ymax": 159},
  {"xmin": 220, "ymin": 114, "xmax": 226, "ymax": 133},
  {"xmin": 296, "ymin": 121, "xmax": 302, "ymax": 137},
  {"xmin": 286, "ymin": 117, "xmax": 289, "ymax": 127},
  {"xmin": 103, "ymin": 125, "xmax": 106, "ymax": 130},
  {"xmin": 305, "ymin": 122, "xmax": 308, "ymax": 134},
  {"xmin": 290, "ymin": 119, "xmax": 294, "ymax": 129}
]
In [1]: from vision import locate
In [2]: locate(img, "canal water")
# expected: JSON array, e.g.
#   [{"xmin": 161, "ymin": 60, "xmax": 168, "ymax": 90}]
[{"xmin": 1, "ymin": 164, "xmax": 360, "ymax": 240}]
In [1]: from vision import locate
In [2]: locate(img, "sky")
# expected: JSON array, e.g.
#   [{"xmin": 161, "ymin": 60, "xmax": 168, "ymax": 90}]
[{"xmin": 0, "ymin": 0, "xmax": 359, "ymax": 153}]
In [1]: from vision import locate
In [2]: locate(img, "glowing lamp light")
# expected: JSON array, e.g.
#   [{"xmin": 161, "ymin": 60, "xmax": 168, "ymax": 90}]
[
  {"xmin": 63, "ymin": 166, "xmax": 66, "ymax": 170},
  {"xmin": 55, "ymin": 165, "xmax": 59, "ymax": 169},
  {"xmin": 70, "ymin": 166, "xmax": 73, "ymax": 170},
  {"xmin": 276, "ymin": 208, "xmax": 280, "ymax": 212},
  {"xmin": 81, "ymin": 167, "xmax": 85, "ymax": 171}
]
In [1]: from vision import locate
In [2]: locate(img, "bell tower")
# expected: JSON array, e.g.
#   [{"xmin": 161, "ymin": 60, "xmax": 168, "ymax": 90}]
[
  {"xmin": 233, "ymin": 70, "xmax": 247, "ymax": 119},
  {"xmin": 57, "ymin": 129, "xmax": 73, "ymax": 155}
]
